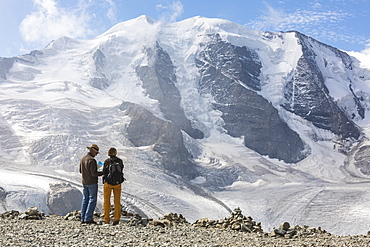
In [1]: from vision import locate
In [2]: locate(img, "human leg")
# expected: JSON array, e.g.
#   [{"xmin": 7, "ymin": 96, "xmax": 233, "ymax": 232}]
[
  {"xmin": 112, "ymin": 184, "xmax": 122, "ymax": 222},
  {"xmin": 85, "ymin": 183, "xmax": 98, "ymax": 222},
  {"xmin": 81, "ymin": 185, "xmax": 90, "ymax": 222},
  {"xmin": 103, "ymin": 183, "xmax": 112, "ymax": 223}
]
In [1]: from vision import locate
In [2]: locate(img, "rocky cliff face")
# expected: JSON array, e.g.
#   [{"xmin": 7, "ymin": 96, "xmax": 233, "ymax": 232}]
[
  {"xmin": 283, "ymin": 32, "xmax": 362, "ymax": 140},
  {"xmin": 196, "ymin": 34, "xmax": 306, "ymax": 163},
  {"xmin": 0, "ymin": 58, "xmax": 14, "ymax": 80},
  {"xmin": 136, "ymin": 42, "xmax": 204, "ymax": 140}
]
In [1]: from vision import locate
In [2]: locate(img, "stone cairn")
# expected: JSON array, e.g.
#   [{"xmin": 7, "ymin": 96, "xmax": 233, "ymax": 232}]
[
  {"xmin": 0, "ymin": 207, "xmax": 45, "ymax": 220},
  {"xmin": 192, "ymin": 207, "xmax": 264, "ymax": 234},
  {"xmin": 270, "ymin": 221, "xmax": 329, "ymax": 238},
  {"xmin": 121, "ymin": 210, "xmax": 146, "ymax": 226},
  {"xmin": 0, "ymin": 210, "xmax": 19, "ymax": 219},
  {"xmin": 149, "ymin": 212, "xmax": 188, "ymax": 227}
]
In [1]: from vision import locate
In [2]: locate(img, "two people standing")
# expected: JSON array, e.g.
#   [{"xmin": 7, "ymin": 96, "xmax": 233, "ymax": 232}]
[{"xmin": 79, "ymin": 144, "xmax": 124, "ymax": 225}]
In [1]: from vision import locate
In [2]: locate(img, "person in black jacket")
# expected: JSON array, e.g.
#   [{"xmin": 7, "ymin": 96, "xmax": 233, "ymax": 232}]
[{"xmin": 103, "ymin": 147, "xmax": 124, "ymax": 225}]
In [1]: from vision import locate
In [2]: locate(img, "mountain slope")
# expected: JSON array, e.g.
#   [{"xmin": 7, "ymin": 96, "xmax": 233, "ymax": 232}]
[{"xmin": 1, "ymin": 15, "xmax": 370, "ymax": 235}]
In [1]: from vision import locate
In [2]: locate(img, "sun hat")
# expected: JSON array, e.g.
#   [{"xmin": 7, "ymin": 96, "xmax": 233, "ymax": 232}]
[{"xmin": 87, "ymin": 144, "xmax": 99, "ymax": 153}]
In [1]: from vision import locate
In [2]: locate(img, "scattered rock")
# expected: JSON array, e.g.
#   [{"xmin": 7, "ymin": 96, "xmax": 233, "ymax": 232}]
[
  {"xmin": 64, "ymin": 210, "xmax": 81, "ymax": 221},
  {"xmin": 63, "ymin": 205, "xmax": 148, "ymax": 226},
  {"xmin": 0, "ymin": 205, "xmax": 339, "ymax": 243},
  {"xmin": 0, "ymin": 215, "xmax": 368, "ymax": 247}
]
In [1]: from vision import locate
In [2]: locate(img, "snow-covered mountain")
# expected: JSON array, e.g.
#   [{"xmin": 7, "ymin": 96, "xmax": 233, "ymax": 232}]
[{"xmin": 1, "ymin": 15, "xmax": 370, "ymax": 235}]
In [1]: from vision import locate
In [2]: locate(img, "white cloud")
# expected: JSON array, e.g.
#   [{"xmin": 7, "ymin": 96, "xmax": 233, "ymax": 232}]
[
  {"xmin": 362, "ymin": 42, "xmax": 370, "ymax": 56},
  {"xmin": 348, "ymin": 42, "xmax": 370, "ymax": 70},
  {"xmin": 19, "ymin": 0, "xmax": 118, "ymax": 46},
  {"xmin": 156, "ymin": 0, "xmax": 184, "ymax": 23},
  {"xmin": 19, "ymin": 0, "xmax": 93, "ymax": 44}
]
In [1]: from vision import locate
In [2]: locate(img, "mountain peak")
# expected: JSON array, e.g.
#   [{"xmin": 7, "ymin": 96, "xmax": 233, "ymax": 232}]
[
  {"xmin": 137, "ymin": 15, "xmax": 158, "ymax": 24},
  {"xmin": 99, "ymin": 15, "xmax": 159, "ymax": 38}
]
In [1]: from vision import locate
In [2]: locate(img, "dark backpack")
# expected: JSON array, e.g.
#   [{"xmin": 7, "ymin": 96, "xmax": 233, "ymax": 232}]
[{"xmin": 105, "ymin": 160, "xmax": 124, "ymax": 185}]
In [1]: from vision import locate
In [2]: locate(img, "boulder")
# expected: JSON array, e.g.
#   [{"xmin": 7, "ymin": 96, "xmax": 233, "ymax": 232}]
[{"xmin": 47, "ymin": 183, "xmax": 82, "ymax": 216}]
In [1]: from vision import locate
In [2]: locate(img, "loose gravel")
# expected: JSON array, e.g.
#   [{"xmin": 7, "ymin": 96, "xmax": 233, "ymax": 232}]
[{"xmin": 1, "ymin": 216, "xmax": 370, "ymax": 247}]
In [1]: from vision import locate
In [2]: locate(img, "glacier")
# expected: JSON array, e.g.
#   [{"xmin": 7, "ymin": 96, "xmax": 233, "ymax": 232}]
[{"xmin": 1, "ymin": 15, "xmax": 370, "ymax": 235}]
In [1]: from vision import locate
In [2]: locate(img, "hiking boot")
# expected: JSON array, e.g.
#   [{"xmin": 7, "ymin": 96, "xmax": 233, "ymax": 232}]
[
  {"xmin": 113, "ymin": 221, "xmax": 119, "ymax": 226},
  {"xmin": 85, "ymin": 220, "xmax": 97, "ymax": 225}
]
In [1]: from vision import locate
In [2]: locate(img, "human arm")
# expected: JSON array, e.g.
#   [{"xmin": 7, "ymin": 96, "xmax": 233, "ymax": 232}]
[{"xmin": 88, "ymin": 159, "xmax": 103, "ymax": 177}]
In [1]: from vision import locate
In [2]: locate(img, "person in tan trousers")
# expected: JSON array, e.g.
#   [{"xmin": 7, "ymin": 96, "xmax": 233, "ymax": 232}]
[{"xmin": 102, "ymin": 147, "xmax": 124, "ymax": 225}]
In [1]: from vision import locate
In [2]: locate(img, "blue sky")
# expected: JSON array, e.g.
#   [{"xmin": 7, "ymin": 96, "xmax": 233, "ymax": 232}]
[{"xmin": 0, "ymin": 0, "xmax": 369, "ymax": 57}]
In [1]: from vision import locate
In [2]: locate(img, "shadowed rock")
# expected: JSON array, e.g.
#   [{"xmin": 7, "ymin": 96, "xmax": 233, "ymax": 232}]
[
  {"xmin": 48, "ymin": 183, "xmax": 82, "ymax": 216},
  {"xmin": 120, "ymin": 102, "xmax": 198, "ymax": 178}
]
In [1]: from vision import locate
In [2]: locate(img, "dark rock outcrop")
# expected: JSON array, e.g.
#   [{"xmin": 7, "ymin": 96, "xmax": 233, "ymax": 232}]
[
  {"xmin": 0, "ymin": 187, "xmax": 7, "ymax": 200},
  {"xmin": 196, "ymin": 34, "xmax": 307, "ymax": 163},
  {"xmin": 120, "ymin": 102, "xmax": 198, "ymax": 178},
  {"xmin": 0, "ymin": 187, "xmax": 8, "ymax": 211},
  {"xmin": 283, "ymin": 32, "xmax": 361, "ymax": 140},
  {"xmin": 90, "ymin": 49, "xmax": 109, "ymax": 89},
  {"xmin": 0, "ymin": 57, "xmax": 15, "ymax": 80},
  {"xmin": 136, "ymin": 42, "xmax": 204, "ymax": 139},
  {"xmin": 353, "ymin": 145, "xmax": 370, "ymax": 175}
]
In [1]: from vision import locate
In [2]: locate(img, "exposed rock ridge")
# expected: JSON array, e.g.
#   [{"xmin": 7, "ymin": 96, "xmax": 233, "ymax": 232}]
[
  {"xmin": 90, "ymin": 49, "xmax": 110, "ymax": 90},
  {"xmin": 196, "ymin": 33, "xmax": 307, "ymax": 163},
  {"xmin": 136, "ymin": 42, "xmax": 204, "ymax": 139},
  {"xmin": 0, "ymin": 57, "xmax": 15, "ymax": 80},
  {"xmin": 283, "ymin": 32, "xmax": 361, "ymax": 140}
]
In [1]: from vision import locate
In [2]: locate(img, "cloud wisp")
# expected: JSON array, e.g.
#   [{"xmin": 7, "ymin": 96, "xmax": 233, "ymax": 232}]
[
  {"xmin": 247, "ymin": 2, "xmax": 370, "ymax": 52},
  {"xmin": 156, "ymin": 0, "xmax": 184, "ymax": 23},
  {"xmin": 248, "ymin": 3, "xmax": 350, "ymax": 33}
]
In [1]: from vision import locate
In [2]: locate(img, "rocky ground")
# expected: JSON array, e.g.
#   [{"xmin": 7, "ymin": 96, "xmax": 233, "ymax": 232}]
[{"xmin": 1, "ymin": 208, "xmax": 370, "ymax": 247}]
